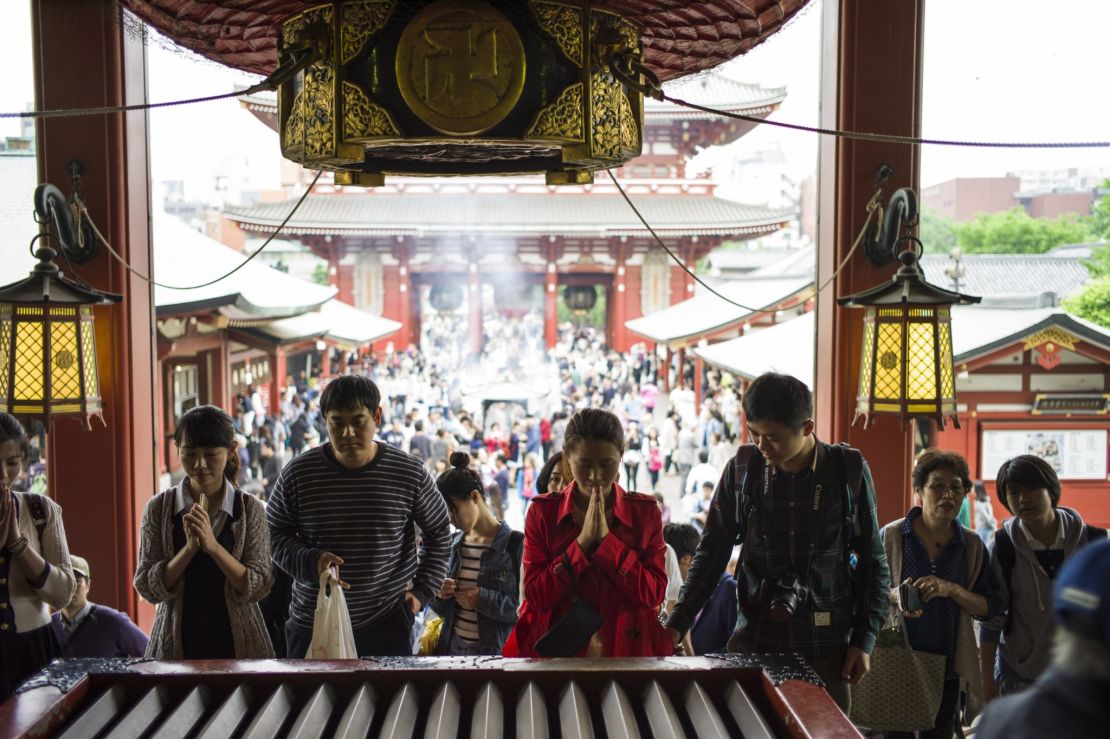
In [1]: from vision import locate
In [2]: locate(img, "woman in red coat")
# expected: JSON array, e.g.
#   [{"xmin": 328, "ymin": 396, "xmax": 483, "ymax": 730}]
[{"xmin": 505, "ymin": 408, "xmax": 672, "ymax": 657}]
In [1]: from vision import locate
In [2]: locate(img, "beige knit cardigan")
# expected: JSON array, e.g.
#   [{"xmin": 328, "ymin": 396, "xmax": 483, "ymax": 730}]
[{"xmin": 134, "ymin": 488, "xmax": 274, "ymax": 659}]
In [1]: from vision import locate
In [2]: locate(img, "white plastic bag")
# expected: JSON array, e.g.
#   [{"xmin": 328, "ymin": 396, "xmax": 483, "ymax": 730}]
[{"xmin": 307, "ymin": 567, "xmax": 358, "ymax": 659}]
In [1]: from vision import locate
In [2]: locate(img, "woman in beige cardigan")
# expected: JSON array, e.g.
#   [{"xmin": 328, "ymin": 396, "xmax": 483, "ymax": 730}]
[
  {"xmin": 135, "ymin": 406, "xmax": 273, "ymax": 659},
  {"xmin": 0, "ymin": 414, "xmax": 76, "ymax": 701}
]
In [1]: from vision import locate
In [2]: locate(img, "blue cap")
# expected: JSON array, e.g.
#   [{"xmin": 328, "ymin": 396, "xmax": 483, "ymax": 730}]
[{"xmin": 1053, "ymin": 539, "xmax": 1110, "ymax": 644}]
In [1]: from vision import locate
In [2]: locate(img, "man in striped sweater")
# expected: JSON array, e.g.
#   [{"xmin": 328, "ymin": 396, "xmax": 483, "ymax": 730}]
[{"xmin": 268, "ymin": 375, "xmax": 452, "ymax": 658}]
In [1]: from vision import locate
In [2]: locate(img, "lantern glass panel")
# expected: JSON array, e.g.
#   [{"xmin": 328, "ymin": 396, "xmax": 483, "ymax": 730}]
[
  {"xmin": 14, "ymin": 320, "xmax": 45, "ymax": 401},
  {"xmin": 51, "ymin": 320, "xmax": 82, "ymax": 400},
  {"xmin": 81, "ymin": 319, "xmax": 99, "ymax": 399},
  {"xmin": 0, "ymin": 319, "xmax": 9, "ymax": 401},
  {"xmin": 857, "ymin": 315, "xmax": 875, "ymax": 400},
  {"xmin": 874, "ymin": 321, "xmax": 903, "ymax": 401},
  {"xmin": 906, "ymin": 321, "xmax": 938, "ymax": 400},
  {"xmin": 938, "ymin": 318, "xmax": 954, "ymax": 398}
]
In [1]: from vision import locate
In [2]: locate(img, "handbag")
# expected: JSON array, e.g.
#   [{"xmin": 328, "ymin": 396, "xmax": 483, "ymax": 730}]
[
  {"xmin": 307, "ymin": 567, "xmax": 359, "ymax": 659},
  {"xmin": 534, "ymin": 599, "xmax": 604, "ymax": 657},
  {"xmin": 418, "ymin": 615, "xmax": 445, "ymax": 656},
  {"xmin": 849, "ymin": 615, "xmax": 946, "ymax": 732}
]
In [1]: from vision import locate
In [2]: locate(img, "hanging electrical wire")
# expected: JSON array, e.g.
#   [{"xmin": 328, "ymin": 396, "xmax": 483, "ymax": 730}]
[
  {"xmin": 77, "ymin": 171, "xmax": 322, "ymax": 291},
  {"xmin": 606, "ymin": 170, "xmax": 882, "ymax": 315},
  {"xmin": 608, "ymin": 54, "xmax": 1110, "ymax": 150}
]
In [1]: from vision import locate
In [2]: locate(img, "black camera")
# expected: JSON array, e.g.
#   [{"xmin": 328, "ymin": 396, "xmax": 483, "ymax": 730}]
[{"xmin": 760, "ymin": 572, "xmax": 809, "ymax": 621}]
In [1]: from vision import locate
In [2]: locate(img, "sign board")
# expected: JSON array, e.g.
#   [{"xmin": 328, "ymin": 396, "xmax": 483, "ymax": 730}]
[{"xmin": 981, "ymin": 429, "xmax": 1108, "ymax": 480}]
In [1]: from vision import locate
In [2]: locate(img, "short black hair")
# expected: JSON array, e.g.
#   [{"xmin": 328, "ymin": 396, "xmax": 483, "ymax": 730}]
[
  {"xmin": 664, "ymin": 522, "xmax": 701, "ymax": 561},
  {"xmin": 319, "ymin": 375, "xmax": 381, "ymax": 415},
  {"xmin": 536, "ymin": 451, "xmax": 564, "ymax": 494},
  {"xmin": 996, "ymin": 455, "xmax": 1061, "ymax": 514},
  {"xmin": 742, "ymin": 372, "xmax": 812, "ymax": 430},
  {"xmin": 0, "ymin": 413, "xmax": 30, "ymax": 460},
  {"xmin": 173, "ymin": 405, "xmax": 240, "ymax": 483},
  {"xmin": 911, "ymin": 449, "xmax": 971, "ymax": 493}
]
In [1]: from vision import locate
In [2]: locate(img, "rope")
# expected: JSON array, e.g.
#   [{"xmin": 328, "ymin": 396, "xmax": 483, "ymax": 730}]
[
  {"xmin": 662, "ymin": 94, "xmax": 1110, "ymax": 150},
  {"xmin": 606, "ymin": 170, "xmax": 880, "ymax": 315},
  {"xmin": 80, "ymin": 171, "xmax": 322, "ymax": 291}
]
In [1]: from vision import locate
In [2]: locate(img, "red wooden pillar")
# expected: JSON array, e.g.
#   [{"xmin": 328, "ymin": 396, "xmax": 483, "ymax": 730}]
[
  {"xmin": 198, "ymin": 342, "xmax": 230, "ymax": 412},
  {"xmin": 611, "ymin": 262, "xmax": 628, "ymax": 352},
  {"xmin": 814, "ymin": 0, "xmax": 924, "ymax": 524},
  {"xmin": 694, "ymin": 355, "xmax": 704, "ymax": 410},
  {"xmin": 268, "ymin": 347, "xmax": 286, "ymax": 417},
  {"xmin": 469, "ymin": 262, "xmax": 484, "ymax": 355},
  {"xmin": 35, "ymin": 2, "xmax": 157, "ymax": 629},
  {"xmin": 394, "ymin": 242, "xmax": 412, "ymax": 350},
  {"xmin": 544, "ymin": 263, "xmax": 558, "ymax": 349}
]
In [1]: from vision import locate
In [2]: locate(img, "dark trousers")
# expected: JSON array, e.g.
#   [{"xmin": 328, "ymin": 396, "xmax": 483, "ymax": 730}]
[
  {"xmin": 286, "ymin": 595, "xmax": 415, "ymax": 659},
  {"xmin": 886, "ymin": 677, "xmax": 962, "ymax": 739}
]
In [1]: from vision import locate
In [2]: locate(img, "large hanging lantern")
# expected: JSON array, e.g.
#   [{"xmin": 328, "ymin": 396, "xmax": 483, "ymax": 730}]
[
  {"xmin": 563, "ymin": 284, "xmax": 597, "ymax": 314},
  {"xmin": 0, "ymin": 185, "xmax": 121, "ymax": 429},
  {"xmin": 277, "ymin": 0, "xmax": 644, "ymax": 185},
  {"xmin": 428, "ymin": 284, "xmax": 464, "ymax": 313},
  {"xmin": 837, "ymin": 187, "xmax": 980, "ymax": 429}
]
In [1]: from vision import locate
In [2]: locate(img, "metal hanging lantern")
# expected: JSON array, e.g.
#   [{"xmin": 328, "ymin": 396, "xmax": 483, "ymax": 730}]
[
  {"xmin": 0, "ymin": 185, "xmax": 122, "ymax": 429},
  {"xmin": 428, "ymin": 283, "xmax": 464, "ymax": 313},
  {"xmin": 277, "ymin": 0, "xmax": 644, "ymax": 186},
  {"xmin": 837, "ymin": 187, "xmax": 980, "ymax": 429}
]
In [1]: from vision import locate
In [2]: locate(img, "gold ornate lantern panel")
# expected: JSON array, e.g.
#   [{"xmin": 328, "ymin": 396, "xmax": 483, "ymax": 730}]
[{"xmin": 279, "ymin": 0, "xmax": 644, "ymax": 184}]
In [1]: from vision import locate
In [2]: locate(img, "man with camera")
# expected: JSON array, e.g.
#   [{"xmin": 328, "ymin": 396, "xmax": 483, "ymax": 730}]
[{"xmin": 666, "ymin": 373, "xmax": 890, "ymax": 713}]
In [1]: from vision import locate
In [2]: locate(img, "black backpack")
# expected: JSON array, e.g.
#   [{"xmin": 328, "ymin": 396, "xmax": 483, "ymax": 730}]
[
  {"xmin": 23, "ymin": 493, "xmax": 49, "ymax": 542},
  {"xmin": 993, "ymin": 521, "xmax": 1107, "ymax": 634},
  {"xmin": 730, "ymin": 442, "xmax": 866, "ymax": 572}
]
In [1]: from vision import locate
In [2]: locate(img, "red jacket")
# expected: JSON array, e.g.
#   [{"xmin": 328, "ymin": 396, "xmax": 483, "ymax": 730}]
[{"xmin": 504, "ymin": 482, "xmax": 672, "ymax": 657}]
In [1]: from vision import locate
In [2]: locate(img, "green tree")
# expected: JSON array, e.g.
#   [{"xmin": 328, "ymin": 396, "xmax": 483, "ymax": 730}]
[
  {"xmin": 918, "ymin": 207, "xmax": 957, "ymax": 253},
  {"xmin": 952, "ymin": 207, "xmax": 1091, "ymax": 254},
  {"xmin": 1090, "ymin": 179, "xmax": 1110, "ymax": 239},
  {"xmin": 1084, "ymin": 242, "xmax": 1110, "ymax": 279},
  {"xmin": 311, "ymin": 261, "xmax": 329, "ymax": 286},
  {"xmin": 1062, "ymin": 276, "xmax": 1110, "ymax": 329}
]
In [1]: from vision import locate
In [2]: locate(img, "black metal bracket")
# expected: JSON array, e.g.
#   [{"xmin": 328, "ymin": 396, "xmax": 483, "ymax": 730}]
[{"xmin": 864, "ymin": 174, "xmax": 919, "ymax": 267}]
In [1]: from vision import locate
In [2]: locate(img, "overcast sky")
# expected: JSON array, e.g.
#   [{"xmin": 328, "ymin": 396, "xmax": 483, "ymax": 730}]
[{"xmin": 2, "ymin": 0, "xmax": 1109, "ymax": 204}]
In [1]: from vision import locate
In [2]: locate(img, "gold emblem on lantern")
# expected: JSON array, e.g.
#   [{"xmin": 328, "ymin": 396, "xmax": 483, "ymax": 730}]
[{"xmin": 395, "ymin": 0, "xmax": 526, "ymax": 136}]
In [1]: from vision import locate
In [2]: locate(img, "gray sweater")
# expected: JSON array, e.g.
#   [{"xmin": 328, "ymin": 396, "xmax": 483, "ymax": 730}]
[
  {"xmin": 981, "ymin": 508, "xmax": 1098, "ymax": 680},
  {"xmin": 134, "ymin": 488, "xmax": 274, "ymax": 659}
]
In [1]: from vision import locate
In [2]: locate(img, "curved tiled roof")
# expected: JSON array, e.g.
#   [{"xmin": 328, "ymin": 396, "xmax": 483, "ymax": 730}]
[
  {"xmin": 919, "ymin": 254, "xmax": 1090, "ymax": 302},
  {"xmin": 225, "ymin": 193, "xmax": 794, "ymax": 238},
  {"xmin": 646, "ymin": 73, "xmax": 786, "ymax": 117},
  {"xmin": 121, "ymin": 1, "xmax": 812, "ymax": 82}
]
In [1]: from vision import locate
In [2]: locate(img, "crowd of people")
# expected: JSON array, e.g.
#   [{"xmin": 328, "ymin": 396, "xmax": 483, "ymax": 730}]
[{"xmin": 2, "ymin": 351, "xmax": 1108, "ymax": 736}]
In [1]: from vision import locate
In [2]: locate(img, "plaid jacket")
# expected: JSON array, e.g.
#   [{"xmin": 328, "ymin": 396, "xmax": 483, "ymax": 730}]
[{"xmin": 667, "ymin": 442, "xmax": 890, "ymax": 660}]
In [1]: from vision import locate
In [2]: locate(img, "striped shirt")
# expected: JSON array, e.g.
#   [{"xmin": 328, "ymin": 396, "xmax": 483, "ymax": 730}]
[
  {"xmin": 267, "ymin": 442, "xmax": 452, "ymax": 630},
  {"xmin": 452, "ymin": 541, "xmax": 488, "ymax": 642}
]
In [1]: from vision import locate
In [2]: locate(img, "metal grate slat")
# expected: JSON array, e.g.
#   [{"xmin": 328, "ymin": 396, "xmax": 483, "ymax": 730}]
[
  {"xmin": 379, "ymin": 682, "xmax": 419, "ymax": 739},
  {"xmin": 56, "ymin": 685, "xmax": 128, "ymax": 739},
  {"xmin": 150, "ymin": 684, "xmax": 212, "ymax": 739},
  {"xmin": 601, "ymin": 681, "xmax": 641, "ymax": 739},
  {"xmin": 288, "ymin": 683, "xmax": 337, "ymax": 739},
  {"xmin": 724, "ymin": 681, "xmax": 776, "ymax": 739},
  {"xmin": 334, "ymin": 683, "xmax": 377, "ymax": 739},
  {"xmin": 103, "ymin": 685, "xmax": 171, "ymax": 739},
  {"xmin": 423, "ymin": 682, "xmax": 461, "ymax": 739},
  {"xmin": 240, "ymin": 684, "xmax": 295, "ymax": 739},
  {"xmin": 642, "ymin": 680, "xmax": 686, "ymax": 739},
  {"xmin": 195, "ymin": 684, "xmax": 252, "ymax": 739},
  {"xmin": 515, "ymin": 681, "xmax": 549, "ymax": 739},
  {"xmin": 558, "ymin": 681, "xmax": 595, "ymax": 739},
  {"xmin": 684, "ymin": 682, "xmax": 730, "ymax": 738},
  {"xmin": 470, "ymin": 681, "xmax": 504, "ymax": 739}
]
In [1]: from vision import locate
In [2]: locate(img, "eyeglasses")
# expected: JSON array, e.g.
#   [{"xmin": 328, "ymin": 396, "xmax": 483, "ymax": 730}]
[{"xmin": 926, "ymin": 482, "xmax": 966, "ymax": 498}]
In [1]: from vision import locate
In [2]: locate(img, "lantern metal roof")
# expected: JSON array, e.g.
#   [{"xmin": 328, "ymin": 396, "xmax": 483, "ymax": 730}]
[{"xmin": 120, "ymin": 0, "xmax": 813, "ymax": 82}]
